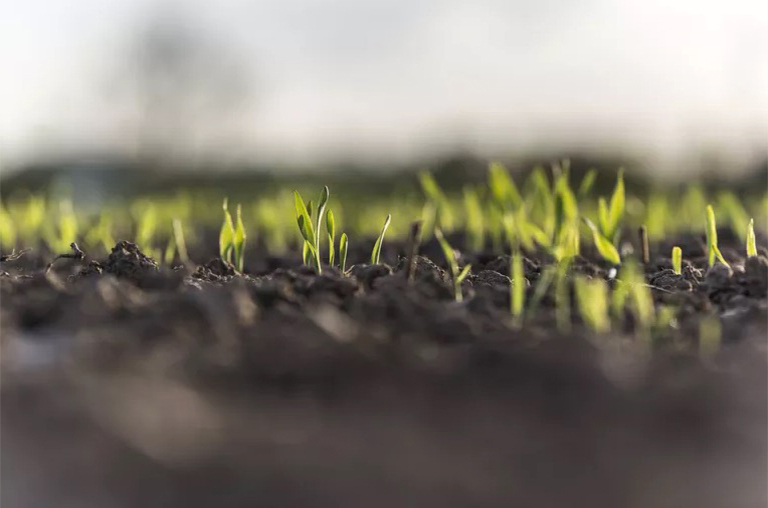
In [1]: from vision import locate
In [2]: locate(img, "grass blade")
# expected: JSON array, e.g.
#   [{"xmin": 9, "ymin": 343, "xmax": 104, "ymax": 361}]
[
  {"xmin": 671, "ymin": 246, "xmax": 682, "ymax": 275},
  {"xmin": 584, "ymin": 218, "xmax": 621, "ymax": 265},
  {"xmin": 339, "ymin": 233, "xmax": 349, "ymax": 273},
  {"xmin": 746, "ymin": 218, "xmax": 757, "ymax": 257},
  {"xmin": 233, "ymin": 204, "xmax": 246, "ymax": 271},
  {"xmin": 511, "ymin": 250, "xmax": 525, "ymax": 326},
  {"xmin": 219, "ymin": 198, "xmax": 234, "ymax": 263},
  {"xmin": 371, "ymin": 214, "xmax": 391, "ymax": 265}
]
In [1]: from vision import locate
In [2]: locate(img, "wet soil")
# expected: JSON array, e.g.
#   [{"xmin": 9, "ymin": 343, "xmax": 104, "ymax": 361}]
[{"xmin": 1, "ymin": 232, "xmax": 766, "ymax": 508}]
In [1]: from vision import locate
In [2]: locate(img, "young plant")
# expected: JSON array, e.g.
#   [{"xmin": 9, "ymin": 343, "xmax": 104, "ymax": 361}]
[
  {"xmin": 419, "ymin": 172, "xmax": 453, "ymax": 232},
  {"xmin": 370, "ymin": 214, "xmax": 391, "ymax": 265},
  {"xmin": 510, "ymin": 249, "xmax": 525, "ymax": 327},
  {"xmin": 577, "ymin": 168, "xmax": 597, "ymax": 198},
  {"xmin": 705, "ymin": 205, "xmax": 730, "ymax": 269},
  {"xmin": 746, "ymin": 218, "xmax": 757, "ymax": 258},
  {"xmin": 434, "ymin": 228, "xmax": 472, "ymax": 302},
  {"xmin": 671, "ymin": 246, "xmax": 682, "ymax": 275},
  {"xmin": 488, "ymin": 162, "xmax": 522, "ymax": 211},
  {"xmin": 326, "ymin": 209, "xmax": 336, "ymax": 266},
  {"xmin": 463, "ymin": 186, "xmax": 485, "ymax": 252},
  {"xmin": 583, "ymin": 217, "xmax": 621, "ymax": 265},
  {"xmin": 294, "ymin": 187, "xmax": 329, "ymax": 273},
  {"xmin": 219, "ymin": 198, "xmax": 235, "ymax": 264},
  {"xmin": 339, "ymin": 233, "xmax": 349, "ymax": 273},
  {"xmin": 597, "ymin": 169, "xmax": 625, "ymax": 245},
  {"xmin": 233, "ymin": 204, "xmax": 246, "ymax": 271},
  {"xmin": 173, "ymin": 218, "xmax": 189, "ymax": 264},
  {"xmin": 573, "ymin": 276, "xmax": 610, "ymax": 334}
]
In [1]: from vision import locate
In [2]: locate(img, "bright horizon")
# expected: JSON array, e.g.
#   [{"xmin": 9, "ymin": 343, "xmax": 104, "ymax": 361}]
[{"xmin": 1, "ymin": 0, "xmax": 767, "ymax": 172}]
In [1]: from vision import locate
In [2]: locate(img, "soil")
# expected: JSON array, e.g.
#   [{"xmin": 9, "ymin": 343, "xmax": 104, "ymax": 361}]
[{"xmin": 1, "ymin": 231, "xmax": 766, "ymax": 508}]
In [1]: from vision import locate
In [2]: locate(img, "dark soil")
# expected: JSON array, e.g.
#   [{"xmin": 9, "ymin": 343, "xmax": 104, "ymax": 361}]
[{"xmin": 1, "ymin": 233, "xmax": 766, "ymax": 508}]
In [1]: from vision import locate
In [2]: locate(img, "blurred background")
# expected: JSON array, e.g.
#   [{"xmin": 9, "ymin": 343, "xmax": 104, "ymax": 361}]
[{"xmin": 0, "ymin": 0, "xmax": 766, "ymax": 192}]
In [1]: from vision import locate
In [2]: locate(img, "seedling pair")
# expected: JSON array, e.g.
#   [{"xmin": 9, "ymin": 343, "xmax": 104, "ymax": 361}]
[{"xmin": 219, "ymin": 198, "xmax": 246, "ymax": 271}]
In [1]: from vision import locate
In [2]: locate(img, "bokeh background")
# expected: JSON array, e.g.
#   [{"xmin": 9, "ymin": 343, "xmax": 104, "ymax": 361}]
[{"xmin": 1, "ymin": 0, "xmax": 766, "ymax": 187}]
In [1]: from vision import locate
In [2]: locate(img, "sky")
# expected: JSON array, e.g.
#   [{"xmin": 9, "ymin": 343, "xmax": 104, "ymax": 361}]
[{"xmin": 1, "ymin": 0, "xmax": 766, "ymax": 170}]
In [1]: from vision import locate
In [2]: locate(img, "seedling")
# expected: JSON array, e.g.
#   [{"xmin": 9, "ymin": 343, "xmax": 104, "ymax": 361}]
[
  {"xmin": 574, "ymin": 275, "xmax": 610, "ymax": 334},
  {"xmin": 597, "ymin": 169, "xmax": 625, "ymax": 245},
  {"xmin": 434, "ymin": 228, "xmax": 472, "ymax": 302},
  {"xmin": 233, "ymin": 205, "xmax": 246, "ymax": 271},
  {"xmin": 294, "ymin": 187, "xmax": 330, "ymax": 273},
  {"xmin": 583, "ymin": 217, "xmax": 621, "ymax": 265},
  {"xmin": 219, "ymin": 198, "xmax": 235, "ymax": 264},
  {"xmin": 671, "ymin": 246, "xmax": 682, "ymax": 275},
  {"xmin": 419, "ymin": 172, "xmax": 453, "ymax": 232},
  {"xmin": 44, "ymin": 199, "xmax": 78, "ymax": 254},
  {"xmin": 339, "ymin": 233, "xmax": 349, "ymax": 273},
  {"xmin": 370, "ymin": 214, "xmax": 391, "ymax": 265},
  {"xmin": 577, "ymin": 168, "xmax": 597, "ymax": 198},
  {"xmin": 173, "ymin": 218, "xmax": 189, "ymax": 264},
  {"xmin": 463, "ymin": 186, "xmax": 485, "ymax": 252},
  {"xmin": 326, "ymin": 209, "xmax": 336, "ymax": 266},
  {"xmin": 746, "ymin": 218, "xmax": 757, "ymax": 258},
  {"xmin": 705, "ymin": 205, "xmax": 729, "ymax": 269},
  {"xmin": 510, "ymin": 249, "xmax": 525, "ymax": 327},
  {"xmin": 488, "ymin": 162, "xmax": 522, "ymax": 211}
]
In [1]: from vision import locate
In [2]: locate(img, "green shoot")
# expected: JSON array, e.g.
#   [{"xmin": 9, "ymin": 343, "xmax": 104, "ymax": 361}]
[
  {"xmin": 577, "ymin": 168, "xmax": 597, "ymax": 198},
  {"xmin": 488, "ymin": 162, "xmax": 522, "ymax": 211},
  {"xmin": 671, "ymin": 246, "xmax": 682, "ymax": 275},
  {"xmin": 705, "ymin": 205, "xmax": 730, "ymax": 269},
  {"xmin": 326, "ymin": 209, "xmax": 336, "ymax": 266},
  {"xmin": 46, "ymin": 199, "xmax": 79, "ymax": 253},
  {"xmin": 339, "ymin": 233, "xmax": 349, "ymax": 273},
  {"xmin": 294, "ymin": 190, "xmax": 320, "ymax": 272},
  {"xmin": 463, "ymin": 186, "xmax": 485, "ymax": 252},
  {"xmin": 419, "ymin": 172, "xmax": 453, "ymax": 232},
  {"xmin": 172, "ymin": 218, "xmax": 189, "ymax": 264},
  {"xmin": 510, "ymin": 249, "xmax": 525, "ymax": 327},
  {"xmin": 370, "ymin": 214, "xmax": 391, "ymax": 265},
  {"xmin": 597, "ymin": 169, "xmax": 625, "ymax": 244},
  {"xmin": 746, "ymin": 218, "xmax": 757, "ymax": 257},
  {"xmin": 434, "ymin": 228, "xmax": 472, "ymax": 302},
  {"xmin": 554, "ymin": 258, "xmax": 572, "ymax": 332},
  {"xmin": 315, "ymin": 186, "xmax": 330, "ymax": 262},
  {"xmin": 583, "ymin": 217, "xmax": 621, "ymax": 265},
  {"xmin": 233, "ymin": 204, "xmax": 246, "ymax": 272},
  {"xmin": 574, "ymin": 276, "xmax": 610, "ymax": 333},
  {"xmin": 219, "ymin": 198, "xmax": 235, "ymax": 264},
  {"xmin": 0, "ymin": 202, "xmax": 17, "ymax": 249}
]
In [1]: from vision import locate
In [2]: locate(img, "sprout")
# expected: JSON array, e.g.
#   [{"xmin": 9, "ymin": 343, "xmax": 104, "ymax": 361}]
[
  {"xmin": 419, "ymin": 172, "xmax": 453, "ymax": 232},
  {"xmin": 172, "ymin": 218, "xmax": 189, "ymax": 264},
  {"xmin": 705, "ymin": 205, "xmax": 730, "ymax": 269},
  {"xmin": 574, "ymin": 276, "xmax": 610, "ymax": 334},
  {"xmin": 746, "ymin": 218, "xmax": 757, "ymax": 258},
  {"xmin": 233, "ymin": 204, "xmax": 246, "ymax": 272},
  {"xmin": 597, "ymin": 169, "xmax": 625, "ymax": 245},
  {"xmin": 370, "ymin": 214, "xmax": 391, "ymax": 265},
  {"xmin": 294, "ymin": 190, "xmax": 320, "ymax": 272},
  {"xmin": 434, "ymin": 228, "xmax": 472, "ymax": 302},
  {"xmin": 339, "ymin": 233, "xmax": 349, "ymax": 273},
  {"xmin": 577, "ymin": 168, "xmax": 597, "ymax": 198},
  {"xmin": 671, "ymin": 246, "xmax": 682, "ymax": 275},
  {"xmin": 326, "ymin": 209, "xmax": 336, "ymax": 266},
  {"xmin": 488, "ymin": 162, "xmax": 522, "ymax": 211},
  {"xmin": 219, "ymin": 198, "xmax": 235, "ymax": 264},
  {"xmin": 583, "ymin": 217, "xmax": 621, "ymax": 265},
  {"xmin": 510, "ymin": 249, "xmax": 525, "ymax": 327}
]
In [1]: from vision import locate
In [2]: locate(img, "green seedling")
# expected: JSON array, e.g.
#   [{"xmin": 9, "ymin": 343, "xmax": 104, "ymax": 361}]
[
  {"xmin": 463, "ymin": 186, "xmax": 485, "ymax": 252},
  {"xmin": 597, "ymin": 169, "xmax": 625, "ymax": 245},
  {"xmin": 574, "ymin": 275, "xmax": 610, "ymax": 334},
  {"xmin": 583, "ymin": 217, "xmax": 621, "ymax": 265},
  {"xmin": 339, "ymin": 233, "xmax": 349, "ymax": 273},
  {"xmin": 294, "ymin": 188, "xmax": 329, "ymax": 273},
  {"xmin": 45, "ymin": 199, "xmax": 78, "ymax": 254},
  {"xmin": 219, "ymin": 198, "xmax": 235, "ymax": 264},
  {"xmin": 510, "ymin": 249, "xmax": 525, "ymax": 327},
  {"xmin": 419, "ymin": 172, "xmax": 453, "ymax": 232},
  {"xmin": 233, "ymin": 204, "xmax": 246, "ymax": 271},
  {"xmin": 705, "ymin": 205, "xmax": 729, "ymax": 269},
  {"xmin": 434, "ymin": 228, "xmax": 472, "ymax": 302},
  {"xmin": 0, "ymin": 203, "xmax": 17, "ymax": 248},
  {"xmin": 671, "ymin": 246, "xmax": 682, "ymax": 275},
  {"xmin": 370, "ymin": 214, "xmax": 391, "ymax": 265},
  {"xmin": 577, "ymin": 168, "xmax": 597, "ymax": 198},
  {"xmin": 173, "ymin": 219, "xmax": 189, "ymax": 264},
  {"xmin": 326, "ymin": 209, "xmax": 336, "ymax": 266},
  {"xmin": 746, "ymin": 218, "xmax": 757, "ymax": 257},
  {"xmin": 488, "ymin": 162, "xmax": 522, "ymax": 211}
]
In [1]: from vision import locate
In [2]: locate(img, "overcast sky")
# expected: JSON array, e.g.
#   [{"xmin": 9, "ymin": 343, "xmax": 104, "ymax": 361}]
[{"xmin": 1, "ymin": 0, "xmax": 766, "ymax": 169}]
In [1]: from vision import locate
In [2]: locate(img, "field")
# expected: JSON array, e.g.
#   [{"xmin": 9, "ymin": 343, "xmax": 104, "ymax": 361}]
[{"xmin": 1, "ymin": 161, "xmax": 767, "ymax": 507}]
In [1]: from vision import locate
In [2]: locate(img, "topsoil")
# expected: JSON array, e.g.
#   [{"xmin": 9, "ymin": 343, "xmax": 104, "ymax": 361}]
[{"xmin": 1, "ymin": 229, "xmax": 766, "ymax": 508}]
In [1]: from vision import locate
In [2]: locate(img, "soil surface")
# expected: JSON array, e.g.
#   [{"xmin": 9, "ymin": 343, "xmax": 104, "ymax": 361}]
[{"xmin": 1, "ymin": 232, "xmax": 766, "ymax": 508}]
